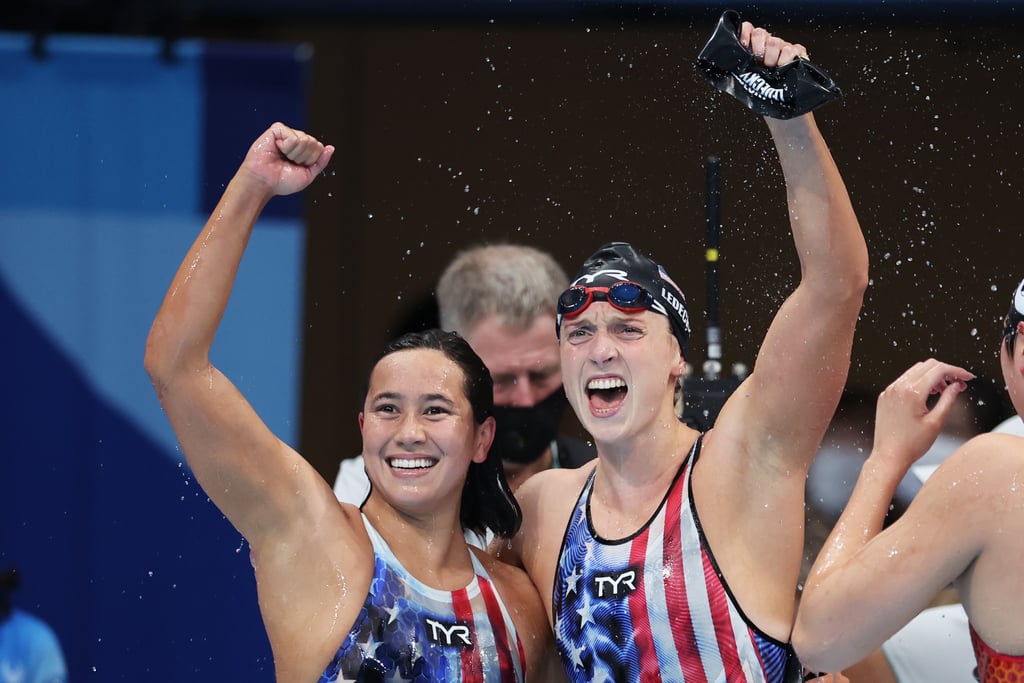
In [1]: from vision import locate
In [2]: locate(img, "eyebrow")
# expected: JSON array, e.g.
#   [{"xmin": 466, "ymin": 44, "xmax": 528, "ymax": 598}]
[
  {"xmin": 565, "ymin": 311, "xmax": 648, "ymax": 328},
  {"xmin": 369, "ymin": 391, "xmax": 455, "ymax": 406}
]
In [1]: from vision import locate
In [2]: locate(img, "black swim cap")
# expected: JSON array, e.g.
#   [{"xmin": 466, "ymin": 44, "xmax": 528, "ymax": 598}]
[
  {"xmin": 558, "ymin": 241, "xmax": 691, "ymax": 355},
  {"xmin": 1004, "ymin": 278, "xmax": 1024, "ymax": 336},
  {"xmin": 1010, "ymin": 279, "xmax": 1024, "ymax": 320}
]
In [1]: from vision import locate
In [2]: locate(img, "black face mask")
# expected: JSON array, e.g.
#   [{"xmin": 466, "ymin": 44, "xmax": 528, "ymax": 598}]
[{"xmin": 489, "ymin": 386, "xmax": 569, "ymax": 465}]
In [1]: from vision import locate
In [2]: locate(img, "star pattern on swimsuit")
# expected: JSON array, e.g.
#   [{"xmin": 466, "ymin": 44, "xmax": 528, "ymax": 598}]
[
  {"xmin": 576, "ymin": 591, "xmax": 596, "ymax": 629},
  {"xmin": 564, "ymin": 566, "xmax": 582, "ymax": 595}
]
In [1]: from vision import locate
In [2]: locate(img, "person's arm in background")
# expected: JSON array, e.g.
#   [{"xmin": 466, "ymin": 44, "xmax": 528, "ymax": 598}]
[{"xmin": 794, "ymin": 359, "xmax": 975, "ymax": 671}]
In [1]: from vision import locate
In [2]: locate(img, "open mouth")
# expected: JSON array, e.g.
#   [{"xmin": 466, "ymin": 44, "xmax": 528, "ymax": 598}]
[
  {"xmin": 386, "ymin": 457, "xmax": 438, "ymax": 471},
  {"xmin": 586, "ymin": 377, "xmax": 628, "ymax": 414}
]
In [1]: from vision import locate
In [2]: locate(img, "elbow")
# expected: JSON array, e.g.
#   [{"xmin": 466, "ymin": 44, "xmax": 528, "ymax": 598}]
[
  {"xmin": 814, "ymin": 256, "xmax": 868, "ymax": 312},
  {"xmin": 792, "ymin": 600, "xmax": 854, "ymax": 673},
  {"xmin": 791, "ymin": 620, "xmax": 832, "ymax": 673},
  {"xmin": 836, "ymin": 242, "xmax": 870, "ymax": 302},
  {"xmin": 143, "ymin": 327, "xmax": 165, "ymax": 385},
  {"xmin": 842, "ymin": 265, "xmax": 869, "ymax": 311},
  {"xmin": 143, "ymin": 321, "xmax": 192, "ymax": 392},
  {"xmin": 850, "ymin": 256, "xmax": 869, "ymax": 295},
  {"xmin": 144, "ymin": 337, "xmax": 173, "ymax": 398}
]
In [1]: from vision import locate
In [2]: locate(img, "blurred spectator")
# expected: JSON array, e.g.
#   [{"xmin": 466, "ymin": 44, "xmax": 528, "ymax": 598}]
[{"xmin": 0, "ymin": 568, "xmax": 67, "ymax": 683}]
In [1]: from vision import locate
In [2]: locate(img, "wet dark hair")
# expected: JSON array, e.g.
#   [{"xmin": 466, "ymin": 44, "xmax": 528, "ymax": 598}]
[{"xmin": 372, "ymin": 329, "xmax": 522, "ymax": 538}]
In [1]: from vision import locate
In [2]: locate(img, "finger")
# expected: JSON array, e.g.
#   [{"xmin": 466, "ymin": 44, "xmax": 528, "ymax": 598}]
[
  {"xmin": 749, "ymin": 27, "xmax": 770, "ymax": 60},
  {"xmin": 928, "ymin": 379, "xmax": 968, "ymax": 425},
  {"xmin": 739, "ymin": 21, "xmax": 755, "ymax": 49},
  {"xmin": 778, "ymin": 43, "xmax": 809, "ymax": 66},
  {"xmin": 918, "ymin": 360, "xmax": 974, "ymax": 395},
  {"xmin": 308, "ymin": 144, "xmax": 336, "ymax": 177},
  {"xmin": 293, "ymin": 136, "xmax": 326, "ymax": 167},
  {"xmin": 273, "ymin": 127, "xmax": 301, "ymax": 160},
  {"xmin": 896, "ymin": 359, "xmax": 941, "ymax": 391},
  {"xmin": 278, "ymin": 130, "xmax": 324, "ymax": 167},
  {"xmin": 762, "ymin": 35, "xmax": 788, "ymax": 67}
]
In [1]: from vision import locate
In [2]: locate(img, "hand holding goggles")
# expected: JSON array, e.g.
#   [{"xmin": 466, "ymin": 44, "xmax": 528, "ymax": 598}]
[
  {"xmin": 695, "ymin": 10, "xmax": 842, "ymax": 120},
  {"xmin": 557, "ymin": 281, "xmax": 654, "ymax": 318}
]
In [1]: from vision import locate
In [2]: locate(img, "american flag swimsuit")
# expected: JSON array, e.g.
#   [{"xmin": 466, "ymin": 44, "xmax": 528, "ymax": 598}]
[
  {"xmin": 318, "ymin": 515, "xmax": 526, "ymax": 682},
  {"xmin": 552, "ymin": 435, "xmax": 801, "ymax": 682}
]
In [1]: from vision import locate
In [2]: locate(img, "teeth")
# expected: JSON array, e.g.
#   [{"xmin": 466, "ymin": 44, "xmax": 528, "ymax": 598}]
[
  {"xmin": 388, "ymin": 458, "xmax": 436, "ymax": 470},
  {"xmin": 587, "ymin": 377, "xmax": 626, "ymax": 390}
]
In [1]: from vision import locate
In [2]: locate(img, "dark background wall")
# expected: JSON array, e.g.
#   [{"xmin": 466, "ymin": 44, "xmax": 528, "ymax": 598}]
[
  {"xmin": 296, "ymin": 12, "xmax": 1024, "ymax": 479},
  {"xmin": 12, "ymin": 1, "xmax": 1023, "ymax": 481}
]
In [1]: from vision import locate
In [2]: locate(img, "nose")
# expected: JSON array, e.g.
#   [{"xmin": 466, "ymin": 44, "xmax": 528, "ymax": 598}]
[
  {"xmin": 504, "ymin": 375, "xmax": 536, "ymax": 408},
  {"xmin": 395, "ymin": 412, "xmax": 426, "ymax": 447},
  {"xmin": 588, "ymin": 328, "xmax": 618, "ymax": 366}
]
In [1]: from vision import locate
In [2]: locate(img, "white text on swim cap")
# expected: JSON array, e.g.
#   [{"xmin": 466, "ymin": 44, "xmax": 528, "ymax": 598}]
[
  {"xmin": 661, "ymin": 287, "xmax": 691, "ymax": 332},
  {"xmin": 737, "ymin": 71, "xmax": 785, "ymax": 103}
]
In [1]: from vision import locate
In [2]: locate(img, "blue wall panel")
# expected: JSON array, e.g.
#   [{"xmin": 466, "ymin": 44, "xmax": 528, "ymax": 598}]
[{"xmin": 0, "ymin": 33, "xmax": 309, "ymax": 681}]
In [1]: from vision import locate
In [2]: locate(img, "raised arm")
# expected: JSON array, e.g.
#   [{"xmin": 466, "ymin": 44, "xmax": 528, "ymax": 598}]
[
  {"xmin": 793, "ymin": 359, "xmax": 974, "ymax": 671},
  {"xmin": 720, "ymin": 25, "xmax": 869, "ymax": 470},
  {"xmin": 144, "ymin": 123, "xmax": 334, "ymax": 543}
]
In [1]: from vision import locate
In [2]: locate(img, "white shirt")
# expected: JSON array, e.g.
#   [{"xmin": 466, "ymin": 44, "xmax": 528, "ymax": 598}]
[{"xmin": 880, "ymin": 604, "xmax": 975, "ymax": 683}]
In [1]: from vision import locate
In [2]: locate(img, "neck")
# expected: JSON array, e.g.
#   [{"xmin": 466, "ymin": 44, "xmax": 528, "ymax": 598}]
[
  {"xmin": 595, "ymin": 422, "xmax": 697, "ymax": 491},
  {"xmin": 361, "ymin": 495, "xmax": 472, "ymax": 584}
]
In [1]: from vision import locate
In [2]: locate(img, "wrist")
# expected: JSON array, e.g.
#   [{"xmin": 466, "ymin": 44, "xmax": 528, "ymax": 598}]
[
  {"xmin": 225, "ymin": 171, "xmax": 276, "ymax": 209},
  {"xmin": 861, "ymin": 451, "xmax": 912, "ymax": 485}
]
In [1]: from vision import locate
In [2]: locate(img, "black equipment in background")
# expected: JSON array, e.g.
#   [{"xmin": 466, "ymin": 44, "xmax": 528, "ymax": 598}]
[{"xmin": 681, "ymin": 155, "xmax": 748, "ymax": 431}]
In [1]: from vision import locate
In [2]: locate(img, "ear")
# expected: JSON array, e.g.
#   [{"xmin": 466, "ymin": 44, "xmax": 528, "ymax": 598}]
[
  {"xmin": 473, "ymin": 416, "xmax": 496, "ymax": 464},
  {"xmin": 358, "ymin": 412, "xmax": 365, "ymax": 432},
  {"xmin": 671, "ymin": 353, "xmax": 688, "ymax": 379}
]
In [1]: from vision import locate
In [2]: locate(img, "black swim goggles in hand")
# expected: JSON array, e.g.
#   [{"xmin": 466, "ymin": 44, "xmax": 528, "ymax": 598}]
[{"xmin": 557, "ymin": 281, "xmax": 654, "ymax": 318}]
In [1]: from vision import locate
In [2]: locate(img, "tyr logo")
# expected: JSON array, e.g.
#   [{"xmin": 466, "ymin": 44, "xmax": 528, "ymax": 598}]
[
  {"xmin": 571, "ymin": 269, "xmax": 630, "ymax": 286},
  {"xmin": 593, "ymin": 568, "xmax": 638, "ymax": 598},
  {"xmin": 425, "ymin": 617, "xmax": 474, "ymax": 648}
]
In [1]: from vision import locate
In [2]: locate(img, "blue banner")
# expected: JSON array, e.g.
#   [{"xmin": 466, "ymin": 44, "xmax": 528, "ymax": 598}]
[{"xmin": 0, "ymin": 32, "xmax": 308, "ymax": 681}]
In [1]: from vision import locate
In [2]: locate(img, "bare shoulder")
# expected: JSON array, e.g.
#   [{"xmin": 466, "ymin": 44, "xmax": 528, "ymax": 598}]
[
  {"xmin": 905, "ymin": 433, "xmax": 1024, "ymax": 558},
  {"xmin": 932, "ymin": 432, "xmax": 1024, "ymax": 487},
  {"xmin": 517, "ymin": 460, "xmax": 595, "ymax": 504},
  {"xmin": 514, "ymin": 463, "xmax": 594, "ymax": 547}
]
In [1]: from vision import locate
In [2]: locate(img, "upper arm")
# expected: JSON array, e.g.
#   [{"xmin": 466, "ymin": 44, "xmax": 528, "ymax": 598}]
[
  {"xmin": 732, "ymin": 117, "xmax": 868, "ymax": 468},
  {"xmin": 737, "ymin": 282, "xmax": 862, "ymax": 461},
  {"xmin": 153, "ymin": 360, "xmax": 325, "ymax": 543},
  {"xmin": 492, "ymin": 466, "xmax": 590, "ymax": 610}
]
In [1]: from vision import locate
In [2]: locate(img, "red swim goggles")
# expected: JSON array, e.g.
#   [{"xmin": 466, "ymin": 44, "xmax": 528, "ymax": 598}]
[{"xmin": 557, "ymin": 281, "xmax": 655, "ymax": 318}]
